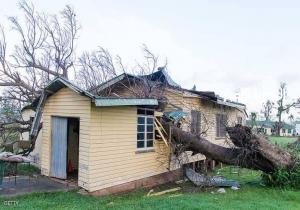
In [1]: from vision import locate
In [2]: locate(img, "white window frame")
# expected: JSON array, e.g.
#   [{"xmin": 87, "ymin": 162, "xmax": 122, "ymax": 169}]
[{"xmin": 137, "ymin": 108, "xmax": 154, "ymax": 150}]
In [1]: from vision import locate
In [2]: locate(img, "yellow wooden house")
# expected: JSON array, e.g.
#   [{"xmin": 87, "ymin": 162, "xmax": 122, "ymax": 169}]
[{"xmin": 27, "ymin": 69, "xmax": 247, "ymax": 195}]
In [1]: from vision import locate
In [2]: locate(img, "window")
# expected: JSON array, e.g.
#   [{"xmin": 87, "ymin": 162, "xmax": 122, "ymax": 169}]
[
  {"xmin": 237, "ymin": 117, "xmax": 243, "ymax": 125},
  {"xmin": 191, "ymin": 110, "xmax": 201, "ymax": 134},
  {"xmin": 137, "ymin": 108, "xmax": 154, "ymax": 149},
  {"xmin": 216, "ymin": 114, "xmax": 227, "ymax": 138},
  {"xmin": 30, "ymin": 117, "xmax": 34, "ymax": 122}
]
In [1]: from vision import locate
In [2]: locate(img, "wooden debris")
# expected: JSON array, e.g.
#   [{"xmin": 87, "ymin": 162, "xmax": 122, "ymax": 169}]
[{"xmin": 147, "ymin": 187, "xmax": 181, "ymax": 196}]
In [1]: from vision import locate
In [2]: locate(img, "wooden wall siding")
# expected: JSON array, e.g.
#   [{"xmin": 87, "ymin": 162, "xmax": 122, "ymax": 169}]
[
  {"xmin": 41, "ymin": 88, "xmax": 91, "ymax": 190},
  {"xmin": 198, "ymin": 100, "xmax": 246, "ymax": 147},
  {"xmin": 88, "ymin": 105, "xmax": 169, "ymax": 192},
  {"xmin": 162, "ymin": 88, "xmax": 246, "ymax": 161}
]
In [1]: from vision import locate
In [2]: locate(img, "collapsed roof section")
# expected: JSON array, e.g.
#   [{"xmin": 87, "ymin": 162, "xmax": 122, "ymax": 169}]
[
  {"xmin": 89, "ymin": 68, "xmax": 180, "ymax": 94},
  {"xmin": 89, "ymin": 68, "xmax": 246, "ymax": 109},
  {"xmin": 144, "ymin": 68, "xmax": 180, "ymax": 88}
]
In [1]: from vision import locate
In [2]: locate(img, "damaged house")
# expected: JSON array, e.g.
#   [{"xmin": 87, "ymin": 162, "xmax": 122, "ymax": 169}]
[{"xmin": 24, "ymin": 69, "xmax": 247, "ymax": 195}]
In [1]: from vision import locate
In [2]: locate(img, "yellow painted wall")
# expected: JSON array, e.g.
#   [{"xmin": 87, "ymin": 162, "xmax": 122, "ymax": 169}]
[
  {"xmin": 88, "ymin": 105, "xmax": 169, "ymax": 192},
  {"xmin": 198, "ymin": 100, "xmax": 245, "ymax": 147},
  {"xmin": 41, "ymin": 88, "xmax": 91, "ymax": 190}
]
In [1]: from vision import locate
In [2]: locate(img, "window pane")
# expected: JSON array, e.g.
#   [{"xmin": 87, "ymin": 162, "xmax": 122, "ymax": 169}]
[
  {"xmin": 138, "ymin": 117, "xmax": 145, "ymax": 124},
  {"xmin": 138, "ymin": 125, "xmax": 145, "ymax": 132},
  {"xmin": 137, "ymin": 109, "xmax": 146, "ymax": 115},
  {"xmin": 137, "ymin": 133, "xmax": 144, "ymax": 140},
  {"xmin": 137, "ymin": 141, "xmax": 144, "ymax": 148},
  {"xmin": 147, "ymin": 125, "xmax": 153, "ymax": 132},
  {"xmin": 147, "ymin": 133, "xmax": 153, "ymax": 140},
  {"xmin": 147, "ymin": 117, "xmax": 153, "ymax": 124},
  {"xmin": 147, "ymin": 140, "xmax": 153, "ymax": 147},
  {"xmin": 146, "ymin": 110, "xmax": 154, "ymax": 115}
]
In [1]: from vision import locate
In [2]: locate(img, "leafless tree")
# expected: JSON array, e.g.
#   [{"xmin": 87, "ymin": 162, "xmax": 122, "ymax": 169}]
[
  {"xmin": 85, "ymin": 44, "xmax": 168, "ymax": 100},
  {"xmin": 0, "ymin": 1, "xmax": 79, "ymax": 154},
  {"xmin": 0, "ymin": 1, "xmax": 79, "ymax": 104},
  {"xmin": 261, "ymin": 100, "xmax": 274, "ymax": 121},
  {"xmin": 77, "ymin": 47, "xmax": 118, "ymax": 90},
  {"xmin": 275, "ymin": 82, "xmax": 300, "ymax": 135}
]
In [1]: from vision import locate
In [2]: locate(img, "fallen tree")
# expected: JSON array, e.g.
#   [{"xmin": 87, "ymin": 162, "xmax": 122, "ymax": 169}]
[{"xmin": 169, "ymin": 124, "xmax": 294, "ymax": 173}]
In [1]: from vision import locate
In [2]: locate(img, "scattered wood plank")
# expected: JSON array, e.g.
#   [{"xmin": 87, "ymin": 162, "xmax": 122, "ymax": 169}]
[{"xmin": 147, "ymin": 187, "xmax": 181, "ymax": 196}]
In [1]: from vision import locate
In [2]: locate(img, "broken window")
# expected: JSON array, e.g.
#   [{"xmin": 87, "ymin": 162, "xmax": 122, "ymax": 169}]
[
  {"xmin": 137, "ymin": 108, "xmax": 154, "ymax": 149},
  {"xmin": 216, "ymin": 114, "xmax": 227, "ymax": 138}
]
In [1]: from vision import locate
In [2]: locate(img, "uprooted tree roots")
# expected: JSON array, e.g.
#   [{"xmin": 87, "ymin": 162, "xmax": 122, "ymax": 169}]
[{"xmin": 168, "ymin": 124, "xmax": 294, "ymax": 174}]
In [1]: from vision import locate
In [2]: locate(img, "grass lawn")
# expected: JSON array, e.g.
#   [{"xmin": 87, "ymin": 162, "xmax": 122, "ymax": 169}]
[
  {"xmin": 268, "ymin": 136, "xmax": 298, "ymax": 146},
  {"xmin": 1, "ymin": 167, "xmax": 300, "ymax": 210}
]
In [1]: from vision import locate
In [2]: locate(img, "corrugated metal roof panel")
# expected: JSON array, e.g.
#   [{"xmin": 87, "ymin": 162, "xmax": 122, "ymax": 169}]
[
  {"xmin": 164, "ymin": 111, "xmax": 188, "ymax": 122},
  {"xmin": 95, "ymin": 98, "xmax": 158, "ymax": 107}
]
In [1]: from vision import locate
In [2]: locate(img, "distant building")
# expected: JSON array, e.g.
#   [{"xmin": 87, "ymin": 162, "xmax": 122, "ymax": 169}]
[
  {"xmin": 246, "ymin": 120, "xmax": 295, "ymax": 136},
  {"xmin": 19, "ymin": 105, "xmax": 42, "ymax": 167},
  {"xmin": 295, "ymin": 121, "xmax": 300, "ymax": 136}
]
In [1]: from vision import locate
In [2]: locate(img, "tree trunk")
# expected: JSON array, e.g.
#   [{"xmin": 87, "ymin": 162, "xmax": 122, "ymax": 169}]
[
  {"xmin": 170, "ymin": 124, "xmax": 293, "ymax": 173},
  {"xmin": 277, "ymin": 113, "xmax": 282, "ymax": 136}
]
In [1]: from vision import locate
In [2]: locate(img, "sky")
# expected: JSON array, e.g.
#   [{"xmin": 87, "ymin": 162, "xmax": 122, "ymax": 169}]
[{"xmin": 1, "ymin": 0, "xmax": 300, "ymax": 119}]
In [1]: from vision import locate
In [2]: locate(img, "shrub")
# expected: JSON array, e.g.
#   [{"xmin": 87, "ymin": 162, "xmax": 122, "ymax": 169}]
[
  {"xmin": 262, "ymin": 143, "xmax": 300, "ymax": 188},
  {"xmin": 261, "ymin": 168, "xmax": 300, "ymax": 189}
]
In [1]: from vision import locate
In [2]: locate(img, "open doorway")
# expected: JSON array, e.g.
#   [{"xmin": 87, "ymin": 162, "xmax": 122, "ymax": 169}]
[
  {"xmin": 67, "ymin": 118, "xmax": 79, "ymax": 181},
  {"xmin": 50, "ymin": 116, "xmax": 79, "ymax": 181}
]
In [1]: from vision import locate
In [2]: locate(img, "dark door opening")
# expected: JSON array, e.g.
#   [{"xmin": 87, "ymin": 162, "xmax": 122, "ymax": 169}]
[{"xmin": 67, "ymin": 118, "xmax": 79, "ymax": 181}]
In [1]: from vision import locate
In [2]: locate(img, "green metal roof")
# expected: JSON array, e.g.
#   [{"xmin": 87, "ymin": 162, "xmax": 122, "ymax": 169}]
[
  {"xmin": 94, "ymin": 98, "xmax": 158, "ymax": 107},
  {"xmin": 246, "ymin": 120, "xmax": 275, "ymax": 128},
  {"xmin": 246, "ymin": 120, "xmax": 295, "ymax": 130}
]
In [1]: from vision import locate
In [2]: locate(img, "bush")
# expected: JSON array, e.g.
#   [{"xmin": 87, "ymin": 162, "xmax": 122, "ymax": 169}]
[
  {"xmin": 261, "ymin": 168, "xmax": 300, "ymax": 189},
  {"xmin": 262, "ymin": 143, "xmax": 300, "ymax": 189}
]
